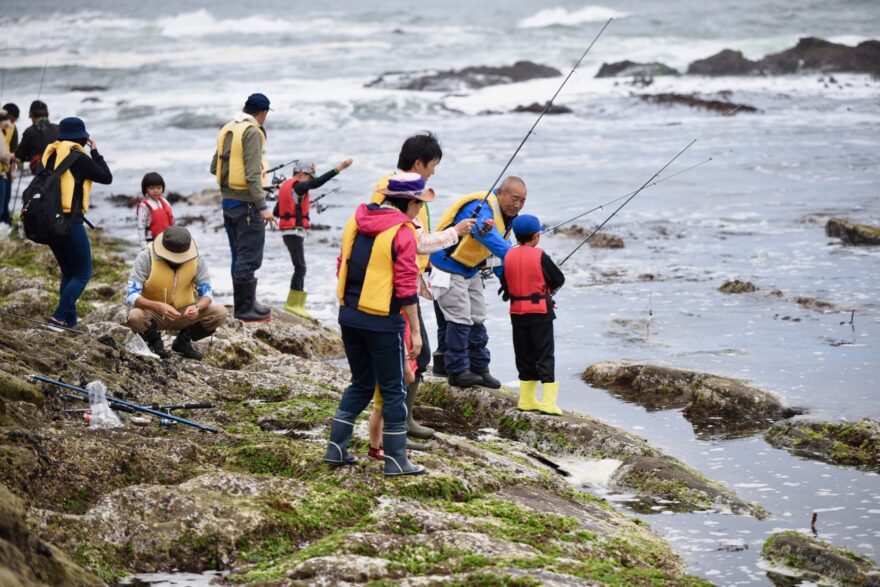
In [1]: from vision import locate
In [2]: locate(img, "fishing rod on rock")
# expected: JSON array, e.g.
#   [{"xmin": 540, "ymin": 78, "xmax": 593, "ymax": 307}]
[
  {"xmin": 470, "ymin": 16, "xmax": 615, "ymax": 219},
  {"xmin": 0, "ymin": 309, "xmax": 89, "ymax": 335},
  {"xmin": 29, "ymin": 375, "xmax": 220, "ymax": 433},
  {"xmin": 558, "ymin": 139, "xmax": 697, "ymax": 267},
  {"xmin": 543, "ymin": 156, "xmax": 715, "ymax": 235}
]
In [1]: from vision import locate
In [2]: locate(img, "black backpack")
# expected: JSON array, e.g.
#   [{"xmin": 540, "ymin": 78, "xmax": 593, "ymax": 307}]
[{"xmin": 21, "ymin": 152, "xmax": 82, "ymax": 244}]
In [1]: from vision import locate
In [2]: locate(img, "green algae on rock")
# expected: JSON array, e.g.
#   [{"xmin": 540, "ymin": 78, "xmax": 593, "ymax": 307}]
[
  {"xmin": 765, "ymin": 418, "xmax": 880, "ymax": 472},
  {"xmin": 762, "ymin": 530, "xmax": 880, "ymax": 587},
  {"xmin": 583, "ymin": 361, "xmax": 801, "ymax": 438},
  {"xmin": 417, "ymin": 378, "xmax": 766, "ymax": 518},
  {"xmin": 826, "ymin": 218, "xmax": 880, "ymax": 246}
]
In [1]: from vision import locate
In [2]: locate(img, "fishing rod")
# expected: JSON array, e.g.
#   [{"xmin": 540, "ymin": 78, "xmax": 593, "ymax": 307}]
[
  {"xmin": 311, "ymin": 186, "xmax": 340, "ymax": 205},
  {"xmin": 9, "ymin": 170, "xmax": 24, "ymax": 226},
  {"xmin": 265, "ymin": 158, "xmax": 298, "ymax": 175},
  {"xmin": 543, "ymin": 156, "xmax": 715, "ymax": 235},
  {"xmin": 29, "ymin": 375, "xmax": 220, "ymax": 433},
  {"xmin": 0, "ymin": 309, "xmax": 88, "ymax": 335},
  {"xmin": 37, "ymin": 58, "xmax": 48, "ymax": 99},
  {"xmin": 57, "ymin": 392, "xmax": 213, "ymax": 413},
  {"xmin": 471, "ymin": 16, "xmax": 614, "ymax": 219},
  {"xmin": 558, "ymin": 139, "xmax": 697, "ymax": 266}
]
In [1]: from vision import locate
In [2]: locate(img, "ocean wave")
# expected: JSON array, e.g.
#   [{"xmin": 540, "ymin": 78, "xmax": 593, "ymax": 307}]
[
  {"xmin": 517, "ymin": 5, "xmax": 629, "ymax": 29},
  {"xmin": 158, "ymin": 9, "xmax": 379, "ymax": 38}
]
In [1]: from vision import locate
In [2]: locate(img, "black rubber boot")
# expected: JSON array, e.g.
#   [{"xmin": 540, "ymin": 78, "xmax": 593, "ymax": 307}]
[
  {"xmin": 252, "ymin": 277, "xmax": 271, "ymax": 316},
  {"xmin": 233, "ymin": 280, "xmax": 271, "ymax": 322},
  {"xmin": 186, "ymin": 321, "xmax": 214, "ymax": 342},
  {"xmin": 472, "ymin": 367, "xmax": 501, "ymax": 389},
  {"xmin": 448, "ymin": 370, "xmax": 483, "ymax": 388},
  {"xmin": 432, "ymin": 351, "xmax": 447, "ymax": 376},
  {"xmin": 172, "ymin": 327, "xmax": 204, "ymax": 360},
  {"xmin": 141, "ymin": 320, "xmax": 169, "ymax": 359},
  {"xmin": 323, "ymin": 417, "xmax": 358, "ymax": 466},
  {"xmin": 406, "ymin": 380, "xmax": 435, "ymax": 439},
  {"xmin": 383, "ymin": 425, "xmax": 425, "ymax": 476}
]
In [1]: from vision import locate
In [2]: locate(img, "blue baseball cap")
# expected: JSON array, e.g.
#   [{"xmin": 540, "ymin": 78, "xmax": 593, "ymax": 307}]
[
  {"xmin": 245, "ymin": 93, "xmax": 271, "ymax": 111},
  {"xmin": 512, "ymin": 214, "xmax": 541, "ymax": 237},
  {"xmin": 57, "ymin": 117, "xmax": 89, "ymax": 141}
]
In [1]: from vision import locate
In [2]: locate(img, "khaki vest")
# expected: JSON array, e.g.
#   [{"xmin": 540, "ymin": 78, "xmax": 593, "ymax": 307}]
[
  {"xmin": 41, "ymin": 141, "xmax": 91, "ymax": 213},
  {"xmin": 143, "ymin": 244, "xmax": 198, "ymax": 309},
  {"xmin": 215, "ymin": 119, "xmax": 266, "ymax": 190}
]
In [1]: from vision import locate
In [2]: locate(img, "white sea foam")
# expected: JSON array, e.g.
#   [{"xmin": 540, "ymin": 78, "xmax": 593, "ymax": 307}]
[
  {"xmin": 517, "ymin": 5, "xmax": 629, "ymax": 29},
  {"xmin": 555, "ymin": 456, "xmax": 623, "ymax": 487},
  {"xmin": 158, "ymin": 9, "xmax": 379, "ymax": 38}
]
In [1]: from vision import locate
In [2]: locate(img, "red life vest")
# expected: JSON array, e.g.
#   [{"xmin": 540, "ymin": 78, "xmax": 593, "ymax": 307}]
[
  {"xmin": 278, "ymin": 179, "xmax": 310, "ymax": 230},
  {"xmin": 139, "ymin": 197, "xmax": 174, "ymax": 240},
  {"xmin": 504, "ymin": 246, "xmax": 551, "ymax": 315}
]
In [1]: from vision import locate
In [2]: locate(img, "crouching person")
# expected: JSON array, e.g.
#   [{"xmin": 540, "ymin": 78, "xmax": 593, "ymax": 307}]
[
  {"xmin": 324, "ymin": 173, "xmax": 432, "ymax": 476},
  {"xmin": 125, "ymin": 226, "xmax": 227, "ymax": 360}
]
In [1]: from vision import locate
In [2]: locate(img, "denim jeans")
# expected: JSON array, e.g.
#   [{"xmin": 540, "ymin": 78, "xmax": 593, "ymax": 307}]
[
  {"xmin": 223, "ymin": 204, "xmax": 265, "ymax": 282},
  {"xmin": 0, "ymin": 177, "xmax": 9, "ymax": 225},
  {"xmin": 334, "ymin": 325, "xmax": 407, "ymax": 427},
  {"xmin": 48, "ymin": 223, "xmax": 92, "ymax": 326}
]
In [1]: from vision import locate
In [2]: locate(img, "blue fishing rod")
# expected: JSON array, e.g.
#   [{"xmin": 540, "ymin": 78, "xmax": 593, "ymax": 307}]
[
  {"xmin": 470, "ymin": 16, "xmax": 615, "ymax": 219},
  {"xmin": 29, "ymin": 375, "xmax": 220, "ymax": 434}
]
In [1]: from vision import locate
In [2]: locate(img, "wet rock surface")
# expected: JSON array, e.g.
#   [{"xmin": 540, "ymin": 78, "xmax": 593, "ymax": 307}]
[
  {"xmin": 583, "ymin": 362, "xmax": 801, "ymax": 438},
  {"xmin": 365, "ymin": 61, "xmax": 562, "ymax": 92},
  {"xmin": 765, "ymin": 418, "xmax": 880, "ymax": 472},
  {"xmin": 762, "ymin": 530, "xmax": 880, "ymax": 586},
  {"xmin": 687, "ymin": 37, "xmax": 880, "ymax": 76},
  {"xmin": 826, "ymin": 217, "xmax": 880, "ymax": 245},
  {"xmin": 512, "ymin": 102, "xmax": 573, "ymax": 114},
  {"xmin": 719, "ymin": 279, "xmax": 758, "ymax": 293},
  {"xmin": 596, "ymin": 60, "xmax": 679, "ymax": 78},
  {"xmin": 0, "ymin": 285, "xmax": 714, "ymax": 583},
  {"xmin": 418, "ymin": 378, "xmax": 765, "ymax": 517},
  {"xmin": 638, "ymin": 92, "xmax": 759, "ymax": 114}
]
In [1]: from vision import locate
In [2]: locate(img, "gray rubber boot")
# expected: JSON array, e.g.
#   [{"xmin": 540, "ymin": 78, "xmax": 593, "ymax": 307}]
[
  {"xmin": 406, "ymin": 380, "xmax": 435, "ymax": 439},
  {"xmin": 383, "ymin": 425, "xmax": 425, "ymax": 476},
  {"xmin": 323, "ymin": 417, "xmax": 357, "ymax": 466}
]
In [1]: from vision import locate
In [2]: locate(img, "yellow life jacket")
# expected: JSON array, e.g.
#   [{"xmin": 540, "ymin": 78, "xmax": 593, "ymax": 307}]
[
  {"xmin": 435, "ymin": 191, "xmax": 506, "ymax": 269},
  {"xmin": 41, "ymin": 141, "xmax": 91, "ymax": 213},
  {"xmin": 371, "ymin": 172, "xmax": 431, "ymax": 274},
  {"xmin": 215, "ymin": 119, "xmax": 267, "ymax": 190},
  {"xmin": 336, "ymin": 214, "xmax": 418, "ymax": 316},
  {"xmin": 2, "ymin": 125, "xmax": 13, "ymax": 148},
  {"xmin": 142, "ymin": 243, "xmax": 198, "ymax": 309}
]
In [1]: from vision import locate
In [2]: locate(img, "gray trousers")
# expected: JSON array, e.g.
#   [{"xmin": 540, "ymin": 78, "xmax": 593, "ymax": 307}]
[{"xmin": 434, "ymin": 272, "xmax": 490, "ymax": 374}]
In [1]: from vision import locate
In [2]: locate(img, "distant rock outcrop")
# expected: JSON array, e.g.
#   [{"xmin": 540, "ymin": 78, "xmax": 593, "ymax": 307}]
[
  {"xmin": 825, "ymin": 218, "xmax": 880, "ymax": 246},
  {"xmin": 511, "ymin": 102, "xmax": 572, "ymax": 114},
  {"xmin": 365, "ymin": 61, "xmax": 562, "ymax": 92},
  {"xmin": 719, "ymin": 279, "xmax": 758, "ymax": 294},
  {"xmin": 638, "ymin": 93, "xmax": 759, "ymax": 114},
  {"xmin": 688, "ymin": 37, "xmax": 880, "ymax": 76},
  {"xmin": 596, "ymin": 60, "xmax": 679, "ymax": 78}
]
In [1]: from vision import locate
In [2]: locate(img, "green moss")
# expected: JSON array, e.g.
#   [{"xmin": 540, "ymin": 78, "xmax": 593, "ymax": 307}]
[
  {"xmin": 446, "ymin": 572, "xmax": 541, "ymax": 587},
  {"xmin": 72, "ymin": 545, "xmax": 129, "ymax": 584},
  {"xmin": 397, "ymin": 475, "xmax": 477, "ymax": 502}
]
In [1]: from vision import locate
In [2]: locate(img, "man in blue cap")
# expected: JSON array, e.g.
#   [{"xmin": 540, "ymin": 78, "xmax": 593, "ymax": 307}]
[
  {"xmin": 211, "ymin": 92, "xmax": 276, "ymax": 322},
  {"xmin": 500, "ymin": 214, "xmax": 565, "ymax": 415}
]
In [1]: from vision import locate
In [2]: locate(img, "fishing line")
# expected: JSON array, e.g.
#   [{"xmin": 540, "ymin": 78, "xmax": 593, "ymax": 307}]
[
  {"xmin": 0, "ymin": 309, "xmax": 89, "ymax": 335},
  {"xmin": 470, "ymin": 16, "xmax": 615, "ymax": 218},
  {"xmin": 558, "ymin": 140, "xmax": 697, "ymax": 266}
]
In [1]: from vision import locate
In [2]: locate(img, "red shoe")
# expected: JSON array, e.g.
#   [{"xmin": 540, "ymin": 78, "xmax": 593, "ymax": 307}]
[{"xmin": 368, "ymin": 446, "xmax": 385, "ymax": 460}]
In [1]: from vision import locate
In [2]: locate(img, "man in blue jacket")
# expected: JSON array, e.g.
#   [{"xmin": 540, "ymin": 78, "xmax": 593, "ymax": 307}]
[{"xmin": 429, "ymin": 176, "xmax": 527, "ymax": 388}]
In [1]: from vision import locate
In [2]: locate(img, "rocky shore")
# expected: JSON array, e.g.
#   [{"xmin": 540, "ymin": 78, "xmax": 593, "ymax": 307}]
[
  {"xmin": 0, "ymin": 233, "xmax": 730, "ymax": 586},
  {"xmin": 762, "ymin": 531, "xmax": 880, "ymax": 586},
  {"xmin": 765, "ymin": 418, "xmax": 880, "ymax": 472}
]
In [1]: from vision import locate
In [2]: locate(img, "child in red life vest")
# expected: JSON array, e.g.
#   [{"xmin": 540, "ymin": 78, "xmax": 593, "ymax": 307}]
[
  {"xmin": 500, "ymin": 214, "xmax": 566, "ymax": 415},
  {"xmin": 136, "ymin": 172, "xmax": 174, "ymax": 248},
  {"xmin": 277, "ymin": 158, "xmax": 352, "ymax": 319}
]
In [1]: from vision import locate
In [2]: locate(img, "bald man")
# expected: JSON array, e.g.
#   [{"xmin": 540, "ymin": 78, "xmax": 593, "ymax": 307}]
[{"xmin": 429, "ymin": 177, "xmax": 527, "ymax": 388}]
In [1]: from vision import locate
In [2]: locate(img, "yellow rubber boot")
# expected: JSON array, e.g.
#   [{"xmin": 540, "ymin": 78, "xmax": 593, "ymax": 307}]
[
  {"xmin": 284, "ymin": 290, "xmax": 298, "ymax": 314},
  {"xmin": 538, "ymin": 382, "xmax": 563, "ymax": 416},
  {"xmin": 517, "ymin": 380, "xmax": 541, "ymax": 411}
]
